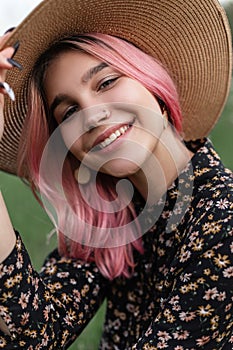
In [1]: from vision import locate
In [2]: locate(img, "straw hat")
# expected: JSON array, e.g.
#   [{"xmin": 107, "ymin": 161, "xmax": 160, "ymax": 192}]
[{"xmin": 0, "ymin": 0, "xmax": 232, "ymax": 175}]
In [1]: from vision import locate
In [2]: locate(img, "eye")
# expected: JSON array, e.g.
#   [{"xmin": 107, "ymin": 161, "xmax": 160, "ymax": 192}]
[
  {"xmin": 98, "ymin": 77, "xmax": 119, "ymax": 91},
  {"xmin": 62, "ymin": 106, "xmax": 79, "ymax": 123}
]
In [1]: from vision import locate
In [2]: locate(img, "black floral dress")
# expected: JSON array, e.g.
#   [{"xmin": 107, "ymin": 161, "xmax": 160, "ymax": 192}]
[{"xmin": 0, "ymin": 139, "xmax": 233, "ymax": 349}]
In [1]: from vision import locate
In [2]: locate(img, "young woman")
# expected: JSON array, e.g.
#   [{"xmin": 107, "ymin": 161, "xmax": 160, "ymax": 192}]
[{"xmin": 0, "ymin": 0, "xmax": 232, "ymax": 349}]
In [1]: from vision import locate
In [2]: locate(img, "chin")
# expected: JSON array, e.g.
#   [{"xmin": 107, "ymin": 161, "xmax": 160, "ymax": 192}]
[{"xmin": 101, "ymin": 159, "xmax": 141, "ymax": 178}]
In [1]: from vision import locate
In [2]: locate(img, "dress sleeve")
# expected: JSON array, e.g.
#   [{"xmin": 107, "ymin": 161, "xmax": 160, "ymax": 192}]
[
  {"xmin": 133, "ymin": 191, "xmax": 233, "ymax": 349},
  {"xmin": 0, "ymin": 231, "xmax": 107, "ymax": 349}
]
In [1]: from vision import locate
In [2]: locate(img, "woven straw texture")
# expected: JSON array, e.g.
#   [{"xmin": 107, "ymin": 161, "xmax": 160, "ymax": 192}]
[{"xmin": 0, "ymin": 0, "xmax": 232, "ymax": 174}]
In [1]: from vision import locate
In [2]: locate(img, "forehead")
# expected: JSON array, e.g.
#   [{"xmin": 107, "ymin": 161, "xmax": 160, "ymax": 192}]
[
  {"xmin": 46, "ymin": 50, "xmax": 102, "ymax": 77},
  {"xmin": 44, "ymin": 50, "xmax": 102, "ymax": 89}
]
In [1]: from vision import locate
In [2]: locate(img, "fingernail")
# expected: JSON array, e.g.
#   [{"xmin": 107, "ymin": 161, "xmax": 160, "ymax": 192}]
[
  {"xmin": 0, "ymin": 82, "xmax": 15, "ymax": 101},
  {"xmin": 4, "ymin": 27, "xmax": 15, "ymax": 35},
  {"xmin": 11, "ymin": 41, "xmax": 20, "ymax": 58},
  {"xmin": 7, "ymin": 58, "xmax": 23, "ymax": 71}
]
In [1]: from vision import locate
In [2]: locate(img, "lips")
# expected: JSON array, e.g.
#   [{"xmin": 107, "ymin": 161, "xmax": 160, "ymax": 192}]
[{"xmin": 91, "ymin": 123, "xmax": 132, "ymax": 151}]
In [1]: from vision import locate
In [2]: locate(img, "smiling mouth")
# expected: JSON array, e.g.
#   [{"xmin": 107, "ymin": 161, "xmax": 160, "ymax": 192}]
[{"xmin": 92, "ymin": 124, "xmax": 132, "ymax": 151}]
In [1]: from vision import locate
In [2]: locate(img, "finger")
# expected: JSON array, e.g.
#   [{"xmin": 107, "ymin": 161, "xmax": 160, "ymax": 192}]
[
  {"xmin": 0, "ymin": 47, "xmax": 15, "ymax": 82},
  {"xmin": 0, "ymin": 47, "xmax": 15, "ymax": 64},
  {"xmin": 3, "ymin": 27, "xmax": 15, "ymax": 35},
  {"xmin": 0, "ymin": 42, "xmax": 22, "ymax": 71},
  {"xmin": 0, "ymin": 82, "xmax": 15, "ymax": 101},
  {"xmin": 0, "ymin": 31, "xmax": 14, "ymax": 49}
]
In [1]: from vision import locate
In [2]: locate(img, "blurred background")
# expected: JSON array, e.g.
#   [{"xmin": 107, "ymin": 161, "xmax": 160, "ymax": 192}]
[{"xmin": 0, "ymin": 1, "xmax": 233, "ymax": 349}]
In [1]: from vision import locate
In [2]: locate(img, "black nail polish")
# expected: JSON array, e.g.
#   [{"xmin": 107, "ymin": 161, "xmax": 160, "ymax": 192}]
[
  {"xmin": 7, "ymin": 58, "xmax": 23, "ymax": 71},
  {"xmin": 4, "ymin": 27, "xmax": 15, "ymax": 35},
  {"xmin": 11, "ymin": 41, "xmax": 20, "ymax": 58}
]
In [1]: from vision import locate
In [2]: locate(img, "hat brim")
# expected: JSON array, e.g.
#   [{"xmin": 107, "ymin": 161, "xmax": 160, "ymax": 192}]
[{"xmin": 0, "ymin": 0, "xmax": 232, "ymax": 174}]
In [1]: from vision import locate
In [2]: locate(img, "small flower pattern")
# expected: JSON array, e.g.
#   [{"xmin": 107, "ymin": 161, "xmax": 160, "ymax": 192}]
[
  {"xmin": 0, "ymin": 237, "xmax": 107, "ymax": 349},
  {"xmin": 0, "ymin": 139, "xmax": 232, "ymax": 349}
]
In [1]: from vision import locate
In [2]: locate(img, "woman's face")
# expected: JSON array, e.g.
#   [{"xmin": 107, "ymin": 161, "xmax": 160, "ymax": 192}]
[{"xmin": 44, "ymin": 50, "xmax": 165, "ymax": 177}]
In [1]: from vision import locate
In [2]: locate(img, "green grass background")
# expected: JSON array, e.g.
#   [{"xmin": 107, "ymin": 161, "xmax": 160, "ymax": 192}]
[{"xmin": 0, "ymin": 83, "xmax": 233, "ymax": 349}]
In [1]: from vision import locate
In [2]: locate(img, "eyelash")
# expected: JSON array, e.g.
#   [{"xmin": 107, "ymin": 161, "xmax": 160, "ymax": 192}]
[
  {"xmin": 62, "ymin": 106, "xmax": 79, "ymax": 122},
  {"xmin": 61, "ymin": 76, "xmax": 119, "ymax": 122},
  {"xmin": 97, "ymin": 76, "xmax": 119, "ymax": 91}
]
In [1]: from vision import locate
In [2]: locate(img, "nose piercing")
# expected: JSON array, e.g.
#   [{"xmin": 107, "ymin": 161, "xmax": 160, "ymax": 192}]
[
  {"xmin": 87, "ymin": 108, "xmax": 110, "ymax": 131},
  {"xmin": 103, "ymin": 108, "xmax": 110, "ymax": 118}
]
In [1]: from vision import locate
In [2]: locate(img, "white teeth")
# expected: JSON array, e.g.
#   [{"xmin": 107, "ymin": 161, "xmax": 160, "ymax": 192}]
[
  {"xmin": 99, "ymin": 125, "xmax": 130, "ymax": 149},
  {"xmin": 120, "ymin": 126, "xmax": 128, "ymax": 134},
  {"xmin": 109, "ymin": 133, "xmax": 117, "ymax": 141},
  {"xmin": 104, "ymin": 138, "xmax": 111, "ymax": 146}
]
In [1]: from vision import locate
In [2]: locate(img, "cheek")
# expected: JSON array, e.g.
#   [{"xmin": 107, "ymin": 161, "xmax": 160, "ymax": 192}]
[
  {"xmin": 70, "ymin": 141, "xmax": 84, "ymax": 162},
  {"xmin": 141, "ymin": 91, "xmax": 162, "ymax": 113},
  {"xmin": 120, "ymin": 80, "xmax": 161, "ymax": 111},
  {"xmin": 59, "ymin": 125, "xmax": 84, "ymax": 163},
  {"xmin": 66, "ymin": 139, "xmax": 84, "ymax": 162}
]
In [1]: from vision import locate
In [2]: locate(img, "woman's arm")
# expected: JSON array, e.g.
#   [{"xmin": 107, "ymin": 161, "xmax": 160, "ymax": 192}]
[
  {"xmin": 0, "ymin": 192, "xmax": 16, "ymax": 263},
  {"xmin": 0, "ymin": 34, "xmax": 17, "ymax": 262},
  {"xmin": 0, "ymin": 194, "xmax": 14, "ymax": 337},
  {"xmin": 0, "ymin": 232, "xmax": 107, "ymax": 349}
]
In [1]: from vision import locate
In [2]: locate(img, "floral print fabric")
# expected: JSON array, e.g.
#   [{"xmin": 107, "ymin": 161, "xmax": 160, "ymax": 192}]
[
  {"xmin": 0, "ymin": 238, "xmax": 107, "ymax": 349},
  {"xmin": 0, "ymin": 139, "xmax": 233, "ymax": 349}
]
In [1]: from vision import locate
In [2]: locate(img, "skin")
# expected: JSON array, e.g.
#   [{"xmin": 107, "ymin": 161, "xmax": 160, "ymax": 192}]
[
  {"xmin": 0, "ymin": 33, "xmax": 17, "ymax": 264},
  {"xmin": 45, "ymin": 50, "xmax": 193, "ymax": 203},
  {"xmin": 0, "ymin": 33, "xmax": 17, "ymax": 335}
]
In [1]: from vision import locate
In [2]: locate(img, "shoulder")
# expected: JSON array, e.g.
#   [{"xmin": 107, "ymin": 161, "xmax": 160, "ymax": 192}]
[
  {"xmin": 189, "ymin": 140, "xmax": 233, "ymax": 219},
  {"xmin": 172, "ymin": 141, "xmax": 233, "ymax": 259}
]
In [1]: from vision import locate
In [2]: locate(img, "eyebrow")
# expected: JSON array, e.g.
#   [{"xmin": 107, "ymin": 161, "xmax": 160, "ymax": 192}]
[
  {"xmin": 82, "ymin": 62, "xmax": 109, "ymax": 83},
  {"xmin": 49, "ymin": 62, "xmax": 109, "ymax": 117}
]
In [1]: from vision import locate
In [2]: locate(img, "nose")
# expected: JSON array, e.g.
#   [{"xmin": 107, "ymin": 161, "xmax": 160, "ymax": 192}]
[{"xmin": 83, "ymin": 107, "xmax": 111, "ymax": 131}]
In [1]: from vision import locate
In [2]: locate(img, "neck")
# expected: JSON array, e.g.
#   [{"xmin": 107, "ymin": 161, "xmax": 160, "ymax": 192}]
[{"xmin": 129, "ymin": 126, "xmax": 193, "ymax": 206}]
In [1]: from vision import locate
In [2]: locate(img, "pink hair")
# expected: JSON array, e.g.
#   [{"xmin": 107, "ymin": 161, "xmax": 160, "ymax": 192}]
[{"xmin": 18, "ymin": 33, "xmax": 182, "ymax": 280}]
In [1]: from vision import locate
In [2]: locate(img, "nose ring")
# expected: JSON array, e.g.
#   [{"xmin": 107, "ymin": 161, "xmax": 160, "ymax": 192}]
[
  {"xmin": 86, "ymin": 108, "xmax": 111, "ymax": 131},
  {"xmin": 103, "ymin": 108, "xmax": 110, "ymax": 118}
]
